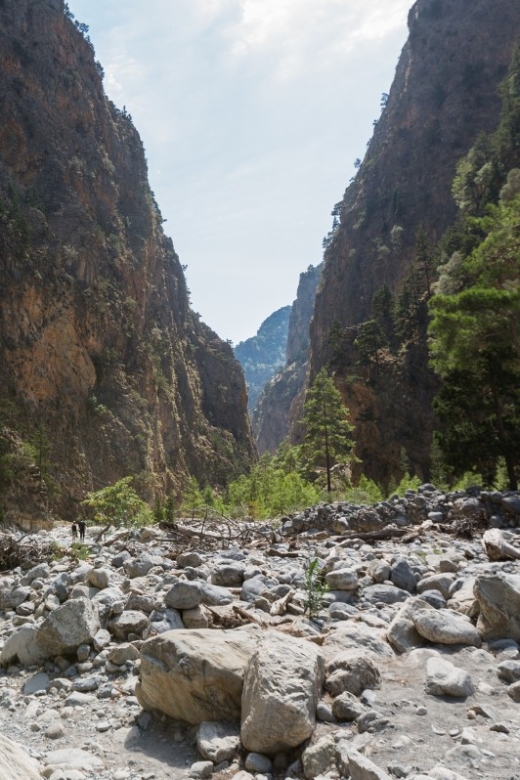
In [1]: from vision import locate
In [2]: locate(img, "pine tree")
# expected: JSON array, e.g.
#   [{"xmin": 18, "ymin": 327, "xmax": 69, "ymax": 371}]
[
  {"xmin": 429, "ymin": 193, "xmax": 520, "ymax": 489},
  {"xmin": 301, "ymin": 368, "xmax": 355, "ymax": 493}
]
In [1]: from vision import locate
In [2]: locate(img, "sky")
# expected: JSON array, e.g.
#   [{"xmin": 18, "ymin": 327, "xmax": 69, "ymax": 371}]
[{"xmin": 67, "ymin": 0, "xmax": 412, "ymax": 345}]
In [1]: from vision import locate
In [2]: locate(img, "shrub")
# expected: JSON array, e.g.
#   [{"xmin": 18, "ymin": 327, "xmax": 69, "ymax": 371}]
[{"xmin": 81, "ymin": 476, "xmax": 153, "ymax": 528}]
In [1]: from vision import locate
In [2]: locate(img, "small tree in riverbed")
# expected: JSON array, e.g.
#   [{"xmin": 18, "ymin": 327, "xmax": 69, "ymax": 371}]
[
  {"xmin": 301, "ymin": 368, "xmax": 355, "ymax": 494},
  {"xmin": 81, "ymin": 476, "xmax": 152, "ymax": 528}
]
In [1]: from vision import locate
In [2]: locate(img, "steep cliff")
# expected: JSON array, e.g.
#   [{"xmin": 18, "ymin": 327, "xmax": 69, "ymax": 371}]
[
  {"xmin": 253, "ymin": 264, "xmax": 321, "ymax": 453},
  {"xmin": 307, "ymin": 0, "xmax": 520, "ymax": 487},
  {"xmin": 234, "ymin": 306, "xmax": 291, "ymax": 414},
  {"xmin": 0, "ymin": 0, "xmax": 255, "ymax": 521}
]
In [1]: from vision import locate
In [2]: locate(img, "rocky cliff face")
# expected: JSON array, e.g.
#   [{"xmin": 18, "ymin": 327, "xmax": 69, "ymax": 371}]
[
  {"xmin": 253, "ymin": 264, "xmax": 321, "ymax": 453},
  {"xmin": 234, "ymin": 306, "xmax": 291, "ymax": 414},
  {"xmin": 0, "ymin": 0, "xmax": 255, "ymax": 520},
  {"xmin": 307, "ymin": 0, "xmax": 520, "ymax": 486}
]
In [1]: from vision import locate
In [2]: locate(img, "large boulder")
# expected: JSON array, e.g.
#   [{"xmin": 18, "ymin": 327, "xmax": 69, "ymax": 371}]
[
  {"xmin": 0, "ymin": 625, "xmax": 47, "ymax": 667},
  {"xmin": 474, "ymin": 573, "xmax": 520, "ymax": 641},
  {"xmin": 241, "ymin": 631, "xmax": 325, "ymax": 755},
  {"xmin": 136, "ymin": 627, "xmax": 259, "ymax": 723},
  {"xmin": 0, "ymin": 733, "xmax": 42, "ymax": 779},
  {"xmin": 386, "ymin": 597, "xmax": 434, "ymax": 654},
  {"xmin": 413, "ymin": 609, "xmax": 481, "ymax": 647},
  {"xmin": 35, "ymin": 597, "xmax": 100, "ymax": 657}
]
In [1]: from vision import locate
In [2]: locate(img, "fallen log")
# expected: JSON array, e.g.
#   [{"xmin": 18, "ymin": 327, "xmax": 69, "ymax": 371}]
[{"xmin": 336, "ymin": 527, "xmax": 410, "ymax": 546}]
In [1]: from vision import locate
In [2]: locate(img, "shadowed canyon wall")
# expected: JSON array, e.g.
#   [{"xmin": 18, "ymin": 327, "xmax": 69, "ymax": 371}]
[{"xmin": 0, "ymin": 0, "xmax": 255, "ymax": 520}]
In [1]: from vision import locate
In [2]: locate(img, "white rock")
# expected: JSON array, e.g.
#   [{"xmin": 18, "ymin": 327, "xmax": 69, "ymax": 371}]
[
  {"xmin": 35, "ymin": 598, "xmax": 100, "ymax": 657},
  {"xmin": 137, "ymin": 627, "xmax": 259, "ymax": 723},
  {"xmin": 0, "ymin": 733, "xmax": 42, "ymax": 779},
  {"xmin": 425, "ymin": 657, "xmax": 474, "ymax": 698},
  {"xmin": 241, "ymin": 631, "xmax": 324, "ymax": 755},
  {"xmin": 413, "ymin": 609, "xmax": 481, "ymax": 647},
  {"xmin": 474, "ymin": 573, "xmax": 520, "ymax": 641}
]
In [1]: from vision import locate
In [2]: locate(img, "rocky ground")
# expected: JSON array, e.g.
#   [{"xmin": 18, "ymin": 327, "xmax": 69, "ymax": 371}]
[{"xmin": 0, "ymin": 485, "xmax": 520, "ymax": 780}]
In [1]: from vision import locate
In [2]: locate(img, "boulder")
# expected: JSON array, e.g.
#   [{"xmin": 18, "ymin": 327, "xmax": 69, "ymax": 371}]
[
  {"xmin": 390, "ymin": 559, "xmax": 417, "ymax": 592},
  {"xmin": 325, "ymin": 568, "xmax": 358, "ymax": 591},
  {"xmin": 86, "ymin": 567, "xmax": 112, "ymax": 589},
  {"xmin": 143, "ymin": 607, "xmax": 184, "ymax": 637},
  {"xmin": 413, "ymin": 609, "xmax": 481, "ymax": 647},
  {"xmin": 425, "ymin": 656, "xmax": 474, "ymax": 698},
  {"xmin": 362, "ymin": 584, "xmax": 409, "ymax": 604},
  {"xmin": 0, "ymin": 733, "xmax": 42, "ymax": 779},
  {"xmin": 325, "ymin": 651, "xmax": 381, "ymax": 697},
  {"xmin": 107, "ymin": 610, "xmax": 149, "ymax": 639},
  {"xmin": 331, "ymin": 690, "xmax": 365, "ymax": 721},
  {"xmin": 301, "ymin": 734, "xmax": 337, "ymax": 779},
  {"xmin": 241, "ymin": 631, "xmax": 324, "ymax": 755},
  {"xmin": 136, "ymin": 627, "xmax": 259, "ymax": 723},
  {"xmin": 474, "ymin": 573, "xmax": 520, "ymax": 641},
  {"xmin": 417, "ymin": 574, "xmax": 456, "ymax": 600},
  {"xmin": 197, "ymin": 721, "xmax": 241, "ymax": 763},
  {"xmin": 164, "ymin": 580, "xmax": 203, "ymax": 610},
  {"xmin": 386, "ymin": 597, "xmax": 434, "ymax": 654},
  {"xmin": 210, "ymin": 563, "xmax": 245, "ymax": 587},
  {"xmin": 481, "ymin": 529, "xmax": 520, "ymax": 561},
  {"xmin": 341, "ymin": 747, "xmax": 392, "ymax": 780},
  {"xmin": 0, "ymin": 624, "xmax": 46, "ymax": 666},
  {"xmin": 323, "ymin": 622, "xmax": 392, "ymax": 660},
  {"xmin": 35, "ymin": 597, "xmax": 100, "ymax": 657}
]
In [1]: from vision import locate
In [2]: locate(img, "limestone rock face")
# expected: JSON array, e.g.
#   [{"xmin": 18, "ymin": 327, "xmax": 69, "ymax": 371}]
[
  {"xmin": 136, "ymin": 628, "xmax": 260, "ymax": 724},
  {"xmin": 306, "ymin": 0, "xmax": 520, "ymax": 487},
  {"xmin": 0, "ymin": 0, "xmax": 255, "ymax": 521},
  {"xmin": 240, "ymin": 632, "xmax": 325, "ymax": 755},
  {"xmin": 474, "ymin": 573, "xmax": 520, "ymax": 641},
  {"xmin": 0, "ymin": 733, "xmax": 42, "ymax": 780},
  {"xmin": 35, "ymin": 597, "xmax": 100, "ymax": 657}
]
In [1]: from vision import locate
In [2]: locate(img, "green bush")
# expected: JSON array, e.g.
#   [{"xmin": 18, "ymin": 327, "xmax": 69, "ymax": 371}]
[{"xmin": 81, "ymin": 476, "xmax": 153, "ymax": 528}]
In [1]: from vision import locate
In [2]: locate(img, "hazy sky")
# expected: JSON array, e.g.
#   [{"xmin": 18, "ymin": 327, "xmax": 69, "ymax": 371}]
[{"xmin": 67, "ymin": 0, "xmax": 411, "ymax": 344}]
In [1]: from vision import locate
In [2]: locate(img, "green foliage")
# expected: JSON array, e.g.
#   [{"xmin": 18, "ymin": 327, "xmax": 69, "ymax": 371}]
[
  {"xmin": 69, "ymin": 543, "xmax": 91, "ymax": 561},
  {"xmin": 391, "ymin": 472, "xmax": 422, "ymax": 496},
  {"xmin": 82, "ymin": 476, "xmax": 153, "ymax": 528},
  {"xmin": 302, "ymin": 558, "xmax": 330, "ymax": 617},
  {"xmin": 344, "ymin": 475, "xmax": 384, "ymax": 504},
  {"xmin": 225, "ymin": 453, "xmax": 320, "ymax": 519},
  {"xmin": 301, "ymin": 368, "xmax": 355, "ymax": 493},
  {"xmin": 429, "ymin": 196, "xmax": 520, "ymax": 489}
]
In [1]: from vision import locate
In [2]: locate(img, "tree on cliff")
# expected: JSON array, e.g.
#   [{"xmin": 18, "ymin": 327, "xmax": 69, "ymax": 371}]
[
  {"xmin": 429, "ymin": 186, "xmax": 520, "ymax": 489},
  {"xmin": 301, "ymin": 368, "xmax": 355, "ymax": 493}
]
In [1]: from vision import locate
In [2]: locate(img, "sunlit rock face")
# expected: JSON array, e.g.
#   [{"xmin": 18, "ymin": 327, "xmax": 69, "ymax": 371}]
[{"xmin": 0, "ymin": 0, "xmax": 255, "ymax": 520}]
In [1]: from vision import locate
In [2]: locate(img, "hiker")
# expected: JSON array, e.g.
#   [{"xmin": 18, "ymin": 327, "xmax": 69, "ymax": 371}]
[
  {"xmin": 78, "ymin": 519, "xmax": 86, "ymax": 542},
  {"xmin": 71, "ymin": 522, "xmax": 78, "ymax": 540}
]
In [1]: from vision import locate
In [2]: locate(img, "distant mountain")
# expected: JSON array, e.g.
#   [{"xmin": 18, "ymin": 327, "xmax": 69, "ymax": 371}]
[
  {"xmin": 253, "ymin": 264, "xmax": 322, "ymax": 453},
  {"xmin": 234, "ymin": 307, "xmax": 291, "ymax": 413}
]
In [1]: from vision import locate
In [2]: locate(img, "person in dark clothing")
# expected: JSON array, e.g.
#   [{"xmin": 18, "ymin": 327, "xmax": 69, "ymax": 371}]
[
  {"xmin": 78, "ymin": 520, "xmax": 86, "ymax": 542},
  {"xmin": 71, "ymin": 522, "xmax": 78, "ymax": 540}
]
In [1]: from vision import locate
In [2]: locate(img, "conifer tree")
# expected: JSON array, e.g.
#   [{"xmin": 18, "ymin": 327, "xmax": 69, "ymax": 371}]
[
  {"xmin": 301, "ymin": 368, "xmax": 355, "ymax": 493},
  {"xmin": 429, "ymin": 192, "xmax": 520, "ymax": 489}
]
